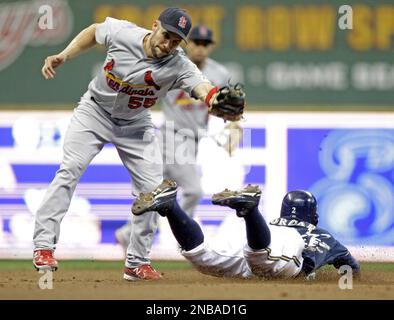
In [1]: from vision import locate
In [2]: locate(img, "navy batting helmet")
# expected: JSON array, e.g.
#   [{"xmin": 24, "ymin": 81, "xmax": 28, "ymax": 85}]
[{"xmin": 280, "ymin": 190, "xmax": 318, "ymax": 225}]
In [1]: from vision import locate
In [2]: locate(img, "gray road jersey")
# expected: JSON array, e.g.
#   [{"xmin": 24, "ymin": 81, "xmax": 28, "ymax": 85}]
[
  {"xmin": 82, "ymin": 17, "xmax": 209, "ymax": 120},
  {"xmin": 160, "ymin": 58, "xmax": 231, "ymax": 136}
]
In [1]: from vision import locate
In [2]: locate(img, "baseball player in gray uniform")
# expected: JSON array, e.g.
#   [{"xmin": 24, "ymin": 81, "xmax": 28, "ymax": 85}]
[
  {"xmin": 115, "ymin": 25, "xmax": 231, "ymax": 250},
  {"xmin": 34, "ymin": 8, "xmax": 240, "ymax": 281}
]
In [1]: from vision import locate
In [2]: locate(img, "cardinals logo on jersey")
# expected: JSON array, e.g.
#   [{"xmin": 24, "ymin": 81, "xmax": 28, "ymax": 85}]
[
  {"xmin": 144, "ymin": 70, "xmax": 161, "ymax": 90},
  {"xmin": 104, "ymin": 59, "xmax": 115, "ymax": 72}
]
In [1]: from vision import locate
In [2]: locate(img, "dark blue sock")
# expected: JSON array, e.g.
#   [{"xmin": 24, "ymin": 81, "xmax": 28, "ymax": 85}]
[
  {"xmin": 243, "ymin": 207, "xmax": 271, "ymax": 250},
  {"xmin": 162, "ymin": 201, "xmax": 204, "ymax": 251}
]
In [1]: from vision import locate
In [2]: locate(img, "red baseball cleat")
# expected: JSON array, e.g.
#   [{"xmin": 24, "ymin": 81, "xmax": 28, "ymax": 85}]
[
  {"xmin": 123, "ymin": 264, "xmax": 162, "ymax": 281},
  {"xmin": 33, "ymin": 249, "xmax": 58, "ymax": 271}
]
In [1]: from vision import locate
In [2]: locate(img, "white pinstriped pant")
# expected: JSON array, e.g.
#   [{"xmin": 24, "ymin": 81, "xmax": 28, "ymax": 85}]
[{"xmin": 182, "ymin": 226, "xmax": 305, "ymax": 279}]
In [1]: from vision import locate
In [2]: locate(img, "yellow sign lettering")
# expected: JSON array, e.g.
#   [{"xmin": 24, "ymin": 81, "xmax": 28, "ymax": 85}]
[
  {"xmin": 143, "ymin": 5, "xmax": 167, "ymax": 29},
  {"xmin": 347, "ymin": 5, "xmax": 373, "ymax": 51},
  {"xmin": 94, "ymin": 5, "xmax": 114, "ymax": 24},
  {"xmin": 375, "ymin": 6, "xmax": 394, "ymax": 50},
  {"xmin": 267, "ymin": 6, "xmax": 291, "ymax": 50},
  {"xmin": 236, "ymin": 6, "xmax": 264, "ymax": 50},
  {"xmin": 294, "ymin": 6, "xmax": 335, "ymax": 50}
]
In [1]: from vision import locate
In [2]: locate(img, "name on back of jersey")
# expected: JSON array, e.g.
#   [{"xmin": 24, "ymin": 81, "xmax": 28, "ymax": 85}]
[{"xmin": 270, "ymin": 217, "xmax": 316, "ymax": 230}]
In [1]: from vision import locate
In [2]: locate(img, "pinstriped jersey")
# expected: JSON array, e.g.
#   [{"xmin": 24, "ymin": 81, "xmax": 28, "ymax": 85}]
[
  {"xmin": 82, "ymin": 17, "xmax": 209, "ymax": 121},
  {"xmin": 160, "ymin": 58, "xmax": 231, "ymax": 135},
  {"xmin": 212, "ymin": 222, "xmax": 305, "ymax": 278}
]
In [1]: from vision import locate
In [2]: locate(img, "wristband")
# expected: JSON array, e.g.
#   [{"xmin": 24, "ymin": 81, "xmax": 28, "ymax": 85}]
[{"xmin": 205, "ymin": 86, "xmax": 219, "ymax": 107}]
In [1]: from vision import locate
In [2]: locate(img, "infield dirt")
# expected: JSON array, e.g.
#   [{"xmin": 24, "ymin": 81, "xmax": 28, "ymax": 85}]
[{"xmin": 0, "ymin": 268, "xmax": 393, "ymax": 299}]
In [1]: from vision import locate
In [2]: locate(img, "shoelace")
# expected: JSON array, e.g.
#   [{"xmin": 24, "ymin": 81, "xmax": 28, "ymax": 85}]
[
  {"xmin": 139, "ymin": 265, "xmax": 154, "ymax": 272},
  {"xmin": 135, "ymin": 265, "xmax": 157, "ymax": 276}
]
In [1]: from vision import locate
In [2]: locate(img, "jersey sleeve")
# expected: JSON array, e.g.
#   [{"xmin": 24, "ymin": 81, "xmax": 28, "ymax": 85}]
[
  {"xmin": 95, "ymin": 17, "xmax": 134, "ymax": 48},
  {"xmin": 300, "ymin": 227, "xmax": 360, "ymax": 274},
  {"xmin": 330, "ymin": 243, "xmax": 360, "ymax": 272},
  {"xmin": 170, "ymin": 58, "xmax": 210, "ymax": 96}
]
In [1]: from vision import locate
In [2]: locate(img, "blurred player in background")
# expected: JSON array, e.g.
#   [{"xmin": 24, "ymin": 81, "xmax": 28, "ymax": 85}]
[
  {"xmin": 131, "ymin": 180, "xmax": 360, "ymax": 280},
  {"xmin": 115, "ymin": 25, "xmax": 239, "ymax": 251}
]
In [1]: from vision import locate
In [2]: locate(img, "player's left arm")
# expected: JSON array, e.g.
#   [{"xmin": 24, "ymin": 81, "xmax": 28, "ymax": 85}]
[
  {"xmin": 331, "ymin": 242, "xmax": 361, "ymax": 275},
  {"xmin": 300, "ymin": 229, "xmax": 361, "ymax": 278},
  {"xmin": 192, "ymin": 81, "xmax": 217, "ymax": 105},
  {"xmin": 174, "ymin": 58, "xmax": 245, "ymax": 121}
]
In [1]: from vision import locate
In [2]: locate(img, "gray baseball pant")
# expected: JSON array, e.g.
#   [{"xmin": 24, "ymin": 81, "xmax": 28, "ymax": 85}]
[
  {"xmin": 33, "ymin": 99, "xmax": 162, "ymax": 267},
  {"xmin": 162, "ymin": 127, "xmax": 203, "ymax": 217},
  {"xmin": 114, "ymin": 126, "xmax": 203, "ymax": 247}
]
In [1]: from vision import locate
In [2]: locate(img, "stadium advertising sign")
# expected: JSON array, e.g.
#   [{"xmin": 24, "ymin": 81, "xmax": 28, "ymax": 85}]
[{"xmin": 0, "ymin": 0, "xmax": 393, "ymax": 106}]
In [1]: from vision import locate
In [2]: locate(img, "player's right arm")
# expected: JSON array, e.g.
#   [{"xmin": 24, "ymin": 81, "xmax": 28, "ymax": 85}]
[{"xmin": 41, "ymin": 23, "xmax": 98, "ymax": 80}]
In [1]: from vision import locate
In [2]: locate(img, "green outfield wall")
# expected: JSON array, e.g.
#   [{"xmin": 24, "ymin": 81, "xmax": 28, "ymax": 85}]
[{"xmin": 0, "ymin": 0, "xmax": 393, "ymax": 108}]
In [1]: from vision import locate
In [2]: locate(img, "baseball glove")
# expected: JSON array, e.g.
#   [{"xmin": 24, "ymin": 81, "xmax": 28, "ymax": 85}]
[{"xmin": 209, "ymin": 83, "xmax": 245, "ymax": 122}]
